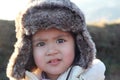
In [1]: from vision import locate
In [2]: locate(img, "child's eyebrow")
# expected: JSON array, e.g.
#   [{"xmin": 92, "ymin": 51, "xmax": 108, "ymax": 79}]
[
  {"xmin": 55, "ymin": 34, "xmax": 71, "ymax": 39},
  {"xmin": 32, "ymin": 38, "xmax": 47, "ymax": 43},
  {"xmin": 32, "ymin": 34, "xmax": 71, "ymax": 42}
]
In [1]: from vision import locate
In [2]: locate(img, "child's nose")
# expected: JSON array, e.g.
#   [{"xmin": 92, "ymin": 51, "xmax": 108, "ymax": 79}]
[{"xmin": 46, "ymin": 45, "xmax": 59, "ymax": 56}]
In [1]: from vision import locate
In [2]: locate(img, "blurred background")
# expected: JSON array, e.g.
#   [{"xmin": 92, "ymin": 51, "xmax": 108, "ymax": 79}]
[{"xmin": 0, "ymin": 0, "xmax": 120, "ymax": 80}]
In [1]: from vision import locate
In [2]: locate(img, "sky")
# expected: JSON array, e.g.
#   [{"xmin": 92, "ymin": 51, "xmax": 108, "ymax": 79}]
[{"xmin": 0, "ymin": 0, "xmax": 120, "ymax": 23}]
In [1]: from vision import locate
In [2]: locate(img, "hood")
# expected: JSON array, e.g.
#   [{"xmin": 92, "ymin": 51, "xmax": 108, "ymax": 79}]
[{"xmin": 6, "ymin": 0, "xmax": 96, "ymax": 79}]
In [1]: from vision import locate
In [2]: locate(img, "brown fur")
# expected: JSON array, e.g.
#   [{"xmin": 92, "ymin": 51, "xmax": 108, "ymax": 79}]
[{"xmin": 6, "ymin": 0, "xmax": 96, "ymax": 79}]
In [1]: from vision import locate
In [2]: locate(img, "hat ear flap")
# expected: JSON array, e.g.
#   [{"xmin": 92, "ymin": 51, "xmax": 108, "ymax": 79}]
[
  {"xmin": 7, "ymin": 35, "xmax": 33, "ymax": 79},
  {"xmin": 76, "ymin": 30, "xmax": 96, "ymax": 69}
]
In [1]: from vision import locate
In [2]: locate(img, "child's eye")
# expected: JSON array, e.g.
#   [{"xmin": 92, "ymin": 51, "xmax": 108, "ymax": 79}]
[
  {"xmin": 56, "ymin": 39, "xmax": 66, "ymax": 44},
  {"xmin": 36, "ymin": 42, "xmax": 45, "ymax": 47}
]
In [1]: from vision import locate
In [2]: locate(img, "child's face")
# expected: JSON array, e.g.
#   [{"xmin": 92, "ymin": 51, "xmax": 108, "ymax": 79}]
[{"xmin": 32, "ymin": 28, "xmax": 75, "ymax": 79}]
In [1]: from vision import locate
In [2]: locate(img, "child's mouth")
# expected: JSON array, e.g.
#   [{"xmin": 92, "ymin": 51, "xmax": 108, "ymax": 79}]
[{"xmin": 48, "ymin": 59, "xmax": 61, "ymax": 66}]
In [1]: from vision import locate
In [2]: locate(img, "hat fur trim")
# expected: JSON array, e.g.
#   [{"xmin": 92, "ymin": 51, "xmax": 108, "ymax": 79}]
[{"xmin": 6, "ymin": 0, "xmax": 96, "ymax": 79}]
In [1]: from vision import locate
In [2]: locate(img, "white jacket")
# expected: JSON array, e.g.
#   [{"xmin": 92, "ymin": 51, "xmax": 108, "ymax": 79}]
[{"xmin": 26, "ymin": 59, "xmax": 106, "ymax": 80}]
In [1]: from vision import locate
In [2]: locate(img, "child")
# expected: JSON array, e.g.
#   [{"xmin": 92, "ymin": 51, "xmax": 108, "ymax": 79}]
[{"xmin": 6, "ymin": 0, "xmax": 106, "ymax": 80}]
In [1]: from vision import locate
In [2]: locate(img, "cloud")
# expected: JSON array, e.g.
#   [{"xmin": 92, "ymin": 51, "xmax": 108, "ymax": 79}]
[{"xmin": 71, "ymin": 0, "xmax": 120, "ymax": 22}]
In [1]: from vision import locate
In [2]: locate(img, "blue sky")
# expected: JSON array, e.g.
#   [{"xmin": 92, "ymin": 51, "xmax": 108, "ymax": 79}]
[{"xmin": 0, "ymin": 0, "xmax": 120, "ymax": 23}]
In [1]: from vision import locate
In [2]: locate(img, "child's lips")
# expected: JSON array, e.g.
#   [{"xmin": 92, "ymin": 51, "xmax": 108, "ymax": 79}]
[{"xmin": 47, "ymin": 58, "xmax": 62, "ymax": 66}]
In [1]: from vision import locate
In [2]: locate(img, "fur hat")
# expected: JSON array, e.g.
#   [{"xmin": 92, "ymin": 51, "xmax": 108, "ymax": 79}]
[{"xmin": 7, "ymin": 0, "xmax": 96, "ymax": 79}]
